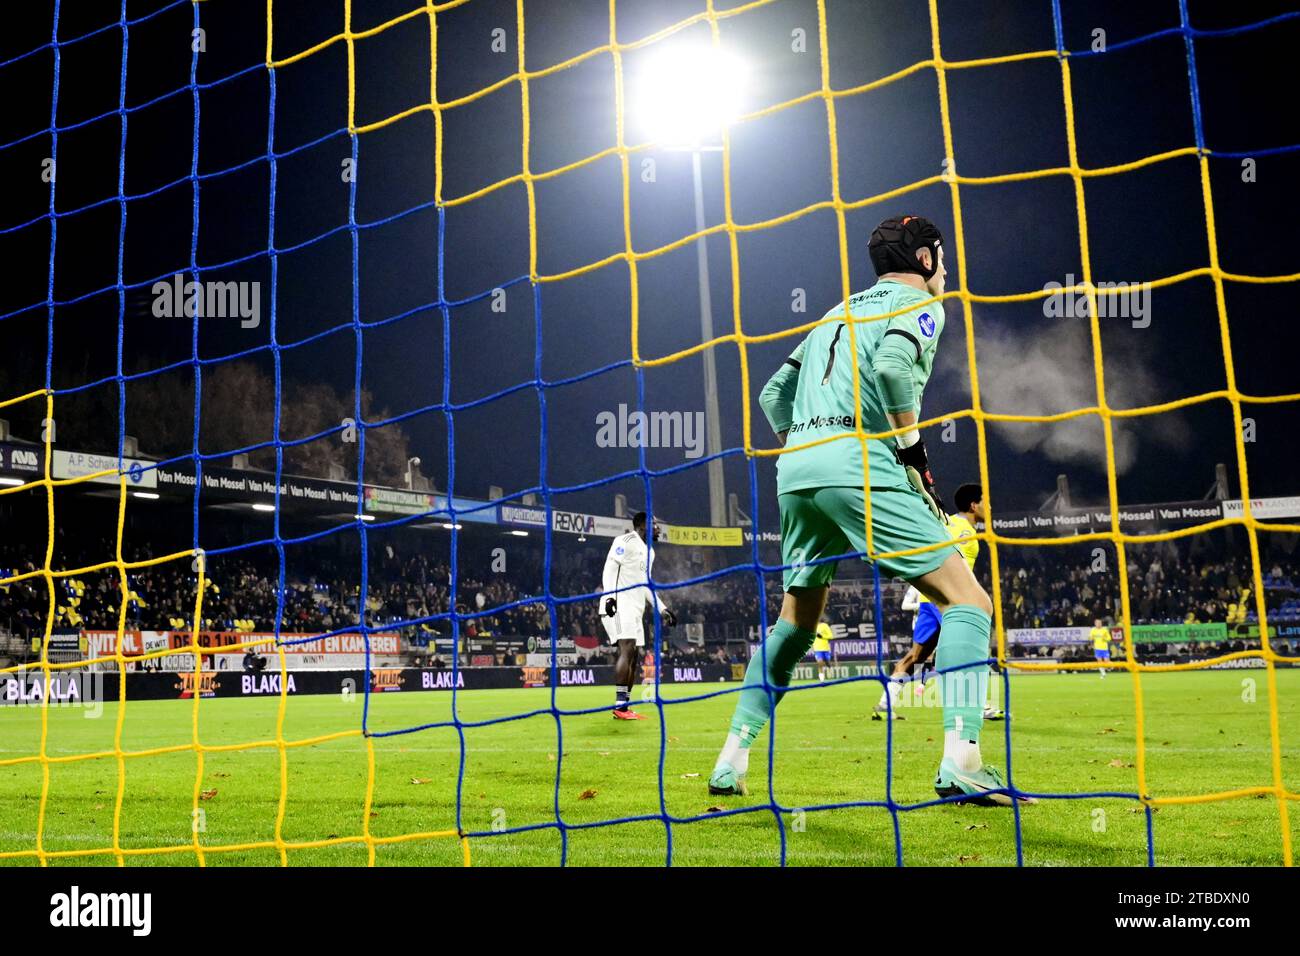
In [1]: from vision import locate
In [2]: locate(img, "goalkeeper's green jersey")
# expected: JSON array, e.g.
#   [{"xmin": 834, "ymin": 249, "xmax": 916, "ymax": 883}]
[{"xmin": 760, "ymin": 280, "xmax": 945, "ymax": 495}]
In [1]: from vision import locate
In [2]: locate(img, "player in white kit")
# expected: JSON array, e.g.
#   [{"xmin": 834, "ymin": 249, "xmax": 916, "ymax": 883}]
[{"xmin": 600, "ymin": 511, "xmax": 675, "ymax": 719}]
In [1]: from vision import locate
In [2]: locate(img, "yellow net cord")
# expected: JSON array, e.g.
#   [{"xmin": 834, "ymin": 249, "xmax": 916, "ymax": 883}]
[{"xmin": 0, "ymin": 0, "xmax": 1294, "ymax": 866}]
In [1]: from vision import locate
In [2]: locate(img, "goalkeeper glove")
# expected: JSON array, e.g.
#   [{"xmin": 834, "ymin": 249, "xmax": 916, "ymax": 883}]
[
  {"xmin": 893, "ymin": 438, "xmax": 947, "ymax": 524},
  {"xmin": 661, "ymin": 608, "xmax": 676, "ymax": 628},
  {"xmin": 603, "ymin": 597, "xmax": 617, "ymax": 617}
]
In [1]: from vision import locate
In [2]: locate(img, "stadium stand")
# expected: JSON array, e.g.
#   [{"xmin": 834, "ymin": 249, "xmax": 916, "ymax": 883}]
[{"xmin": 2, "ymin": 509, "xmax": 1297, "ymax": 664}]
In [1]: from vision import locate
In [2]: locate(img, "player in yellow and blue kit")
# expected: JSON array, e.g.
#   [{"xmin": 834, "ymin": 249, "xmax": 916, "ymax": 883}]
[
  {"xmin": 811, "ymin": 621, "xmax": 834, "ymax": 682},
  {"xmin": 708, "ymin": 216, "xmax": 1030, "ymax": 807},
  {"xmin": 1090, "ymin": 619, "xmax": 1111, "ymax": 679},
  {"xmin": 872, "ymin": 483, "xmax": 983, "ymax": 720}
]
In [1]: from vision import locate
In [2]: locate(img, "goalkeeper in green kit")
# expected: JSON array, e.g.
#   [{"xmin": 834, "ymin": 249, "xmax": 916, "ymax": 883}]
[{"xmin": 708, "ymin": 215, "xmax": 1031, "ymax": 807}]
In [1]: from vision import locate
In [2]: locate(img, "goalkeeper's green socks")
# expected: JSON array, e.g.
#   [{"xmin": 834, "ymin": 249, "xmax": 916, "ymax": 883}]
[
  {"xmin": 713, "ymin": 618, "xmax": 818, "ymax": 773},
  {"xmin": 936, "ymin": 604, "xmax": 992, "ymax": 772}
]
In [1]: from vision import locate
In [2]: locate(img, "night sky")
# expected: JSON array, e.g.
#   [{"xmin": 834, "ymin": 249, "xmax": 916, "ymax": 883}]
[{"xmin": 2, "ymin": 0, "xmax": 1297, "ymax": 536}]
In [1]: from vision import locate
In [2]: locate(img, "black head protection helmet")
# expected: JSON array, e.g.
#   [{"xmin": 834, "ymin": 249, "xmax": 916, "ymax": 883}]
[{"xmin": 869, "ymin": 215, "xmax": 944, "ymax": 280}]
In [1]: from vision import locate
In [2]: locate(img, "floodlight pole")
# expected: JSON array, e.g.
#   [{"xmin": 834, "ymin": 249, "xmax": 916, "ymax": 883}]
[{"xmin": 690, "ymin": 146, "xmax": 727, "ymax": 529}]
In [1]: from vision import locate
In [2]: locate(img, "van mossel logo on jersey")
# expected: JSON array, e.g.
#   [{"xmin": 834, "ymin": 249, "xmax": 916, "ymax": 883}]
[
  {"xmin": 1042, "ymin": 274, "xmax": 1151, "ymax": 328},
  {"xmin": 595, "ymin": 404, "xmax": 705, "ymax": 459},
  {"xmin": 787, "ymin": 414, "xmax": 855, "ymax": 435},
  {"xmin": 917, "ymin": 312, "xmax": 935, "ymax": 337}
]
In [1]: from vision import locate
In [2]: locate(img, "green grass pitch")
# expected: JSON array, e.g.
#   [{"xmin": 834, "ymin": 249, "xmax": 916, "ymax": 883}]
[{"xmin": 1, "ymin": 670, "xmax": 1296, "ymax": 866}]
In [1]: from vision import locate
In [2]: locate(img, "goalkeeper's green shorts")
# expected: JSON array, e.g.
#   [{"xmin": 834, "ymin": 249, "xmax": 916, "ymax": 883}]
[{"xmin": 778, "ymin": 485, "xmax": 958, "ymax": 588}]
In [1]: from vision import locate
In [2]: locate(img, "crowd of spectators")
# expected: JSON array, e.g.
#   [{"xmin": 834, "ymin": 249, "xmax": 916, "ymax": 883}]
[
  {"xmin": 993, "ymin": 542, "xmax": 1299, "ymax": 629},
  {"xmin": 2, "ymin": 531, "xmax": 1298, "ymax": 660}
]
